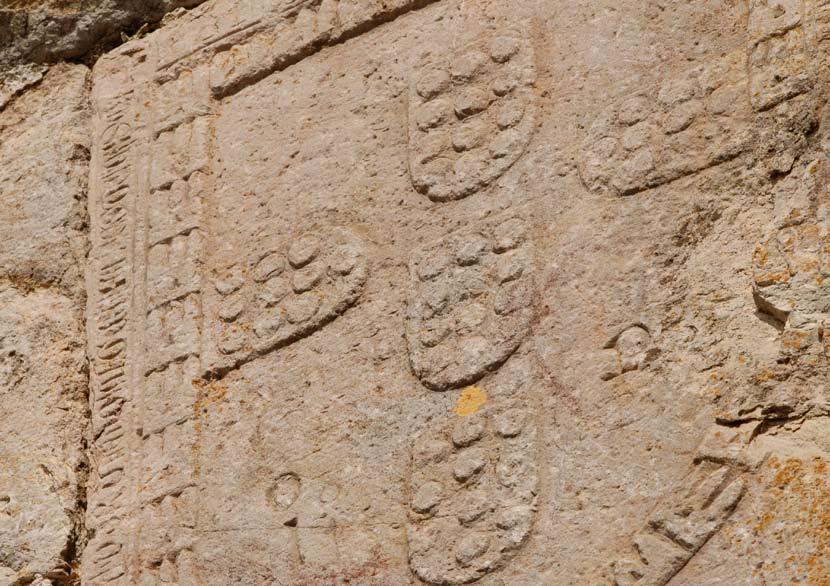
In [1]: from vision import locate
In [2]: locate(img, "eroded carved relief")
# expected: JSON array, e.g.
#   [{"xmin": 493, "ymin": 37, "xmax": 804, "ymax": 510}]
[
  {"xmin": 608, "ymin": 422, "xmax": 758, "ymax": 586},
  {"xmin": 88, "ymin": 0, "xmax": 446, "ymax": 580},
  {"xmin": 408, "ymin": 32, "xmax": 538, "ymax": 201},
  {"xmin": 406, "ymin": 210, "xmax": 541, "ymax": 584},
  {"xmin": 408, "ymin": 352, "xmax": 541, "ymax": 586},
  {"xmin": 85, "ymin": 28, "xmax": 217, "ymax": 583},
  {"xmin": 580, "ymin": 0, "xmax": 826, "ymax": 197},
  {"xmin": 579, "ymin": 52, "xmax": 752, "ymax": 197},
  {"xmin": 73, "ymin": 0, "xmax": 830, "ymax": 582},
  {"xmin": 204, "ymin": 226, "xmax": 368, "ymax": 374},
  {"xmin": 599, "ymin": 325, "xmax": 657, "ymax": 381},
  {"xmin": 752, "ymin": 159, "xmax": 830, "ymax": 360},
  {"xmin": 85, "ymin": 60, "xmax": 142, "ymax": 586},
  {"xmin": 150, "ymin": 0, "xmax": 443, "ymax": 98},
  {"xmin": 406, "ymin": 213, "xmax": 534, "ymax": 391},
  {"xmin": 748, "ymin": 0, "xmax": 811, "ymax": 111},
  {"xmin": 136, "ymin": 488, "xmax": 202, "ymax": 584},
  {"xmin": 266, "ymin": 471, "xmax": 351, "ymax": 569}
]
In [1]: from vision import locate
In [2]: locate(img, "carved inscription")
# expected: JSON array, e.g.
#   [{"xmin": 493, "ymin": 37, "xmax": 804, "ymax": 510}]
[
  {"xmin": 406, "ymin": 213, "xmax": 534, "ymax": 391},
  {"xmin": 151, "ymin": 0, "xmax": 445, "ymax": 98},
  {"xmin": 204, "ymin": 226, "xmax": 368, "ymax": 374},
  {"xmin": 599, "ymin": 325, "xmax": 657, "ymax": 381},
  {"xmin": 407, "ymin": 209, "xmax": 541, "ymax": 584},
  {"xmin": 580, "ymin": 0, "xmax": 830, "ymax": 197},
  {"xmin": 136, "ymin": 62, "xmax": 216, "ymax": 579},
  {"xmin": 408, "ymin": 32, "xmax": 537, "ymax": 201},
  {"xmin": 136, "ymin": 488, "xmax": 202, "ymax": 584},
  {"xmin": 86, "ymin": 35, "xmax": 217, "ymax": 583},
  {"xmin": 748, "ymin": 0, "xmax": 811, "ymax": 111},
  {"xmin": 85, "ymin": 80, "xmax": 137, "ymax": 586},
  {"xmin": 408, "ymin": 352, "xmax": 541, "ymax": 585},
  {"xmin": 86, "ymin": 0, "xmax": 539, "ymax": 583},
  {"xmin": 267, "ymin": 472, "xmax": 353, "ymax": 570}
]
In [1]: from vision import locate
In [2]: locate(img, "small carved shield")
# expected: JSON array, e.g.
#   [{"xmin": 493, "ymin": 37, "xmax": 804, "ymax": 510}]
[
  {"xmin": 406, "ymin": 213, "xmax": 534, "ymax": 390},
  {"xmin": 408, "ymin": 32, "xmax": 537, "ymax": 202},
  {"xmin": 204, "ymin": 226, "xmax": 368, "ymax": 374}
]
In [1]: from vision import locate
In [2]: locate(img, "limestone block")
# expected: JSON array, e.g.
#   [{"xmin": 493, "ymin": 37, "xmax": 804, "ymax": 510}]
[
  {"xmin": 0, "ymin": 61, "xmax": 89, "ymax": 585},
  {"xmin": 0, "ymin": 0, "xmax": 826, "ymax": 584}
]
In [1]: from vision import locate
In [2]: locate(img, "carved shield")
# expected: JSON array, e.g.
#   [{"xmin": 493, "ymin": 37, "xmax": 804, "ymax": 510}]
[
  {"xmin": 408, "ymin": 396, "xmax": 539, "ymax": 585},
  {"xmin": 204, "ymin": 226, "xmax": 368, "ymax": 373},
  {"xmin": 408, "ymin": 32, "xmax": 537, "ymax": 202},
  {"xmin": 406, "ymin": 213, "xmax": 534, "ymax": 390},
  {"xmin": 579, "ymin": 51, "xmax": 752, "ymax": 197}
]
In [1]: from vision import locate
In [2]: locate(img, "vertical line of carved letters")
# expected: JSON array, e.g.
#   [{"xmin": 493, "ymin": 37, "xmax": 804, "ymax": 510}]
[{"xmin": 86, "ymin": 85, "xmax": 136, "ymax": 585}]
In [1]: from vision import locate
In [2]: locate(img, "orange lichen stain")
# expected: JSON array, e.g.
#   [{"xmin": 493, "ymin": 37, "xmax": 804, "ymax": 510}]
[
  {"xmin": 782, "ymin": 330, "xmax": 811, "ymax": 351},
  {"xmin": 754, "ymin": 270, "xmax": 791, "ymax": 286},
  {"xmin": 755, "ymin": 244, "xmax": 770, "ymax": 266},
  {"xmin": 191, "ymin": 379, "xmax": 228, "ymax": 416},
  {"xmin": 801, "ymin": 259, "xmax": 820, "ymax": 273},
  {"xmin": 453, "ymin": 385, "xmax": 487, "ymax": 417},
  {"xmin": 752, "ymin": 368, "xmax": 778, "ymax": 383},
  {"xmin": 750, "ymin": 456, "xmax": 830, "ymax": 584}
]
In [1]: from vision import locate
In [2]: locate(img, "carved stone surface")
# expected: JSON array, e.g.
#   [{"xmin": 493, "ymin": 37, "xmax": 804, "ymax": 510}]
[
  {"xmin": 406, "ymin": 211, "xmax": 534, "ymax": 390},
  {"xmin": 608, "ymin": 423, "xmax": 754, "ymax": 586},
  {"xmin": 752, "ymin": 159, "xmax": 830, "ymax": 332},
  {"xmin": 407, "ymin": 350, "xmax": 541, "ymax": 585},
  {"xmin": 205, "ymin": 226, "xmax": 368, "ymax": 375},
  {"xmin": 408, "ymin": 31, "xmax": 537, "ymax": 201},
  {"xmin": 579, "ymin": 51, "xmax": 754, "ymax": 197},
  {"xmin": 6, "ymin": 0, "xmax": 830, "ymax": 584}
]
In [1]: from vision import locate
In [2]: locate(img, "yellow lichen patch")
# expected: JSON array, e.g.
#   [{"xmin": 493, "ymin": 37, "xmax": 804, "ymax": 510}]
[
  {"xmin": 705, "ymin": 386, "xmax": 723, "ymax": 399},
  {"xmin": 454, "ymin": 385, "xmax": 487, "ymax": 417},
  {"xmin": 752, "ymin": 367, "xmax": 778, "ymax": 384},
  {"xmin": 754, "ymin": 244, "xmax": 770, "ymax": 267},
  {"xmin": 800, "ymin": 259, "xmax": 819, "ymax": 273}
]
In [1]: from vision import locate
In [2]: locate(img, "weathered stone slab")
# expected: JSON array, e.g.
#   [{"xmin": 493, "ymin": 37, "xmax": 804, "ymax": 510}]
[
  {"xmin": 78, "ymin": 0, "xmax": 830, "ymax": 584},
  {"xmin": 0, "ymin": 63, "xmax": 90, "ymax": 585}
]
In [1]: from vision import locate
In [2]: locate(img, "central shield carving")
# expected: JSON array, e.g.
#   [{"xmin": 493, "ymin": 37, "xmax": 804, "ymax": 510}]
[{"xmin": 406, "ymin": 213, "xmax": 534, "ymax": 390}]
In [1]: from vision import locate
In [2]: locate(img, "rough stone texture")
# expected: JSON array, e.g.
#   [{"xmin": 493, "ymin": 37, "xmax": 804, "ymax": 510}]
[
  {"xmin": 4, "ymin": 0, "xmax": 830, "ymax": 584},
  {"xmin": 0, "ymin": 63, "xmax": 90, "ymax": 584},
  {"xmin": 0, "ymin": 1, "xmax": 208, "ymax": 70}
]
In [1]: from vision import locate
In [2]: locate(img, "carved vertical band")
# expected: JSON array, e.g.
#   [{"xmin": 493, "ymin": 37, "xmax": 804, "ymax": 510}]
[{"xmin": 85, "ymin": 78, "xmax": 139, "ymax": 586}]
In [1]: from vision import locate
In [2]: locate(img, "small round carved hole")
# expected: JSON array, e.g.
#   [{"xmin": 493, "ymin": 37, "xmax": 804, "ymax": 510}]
[{"xmin": 269, "ymin": 473, "xmax": 300, "ymax": 510}]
